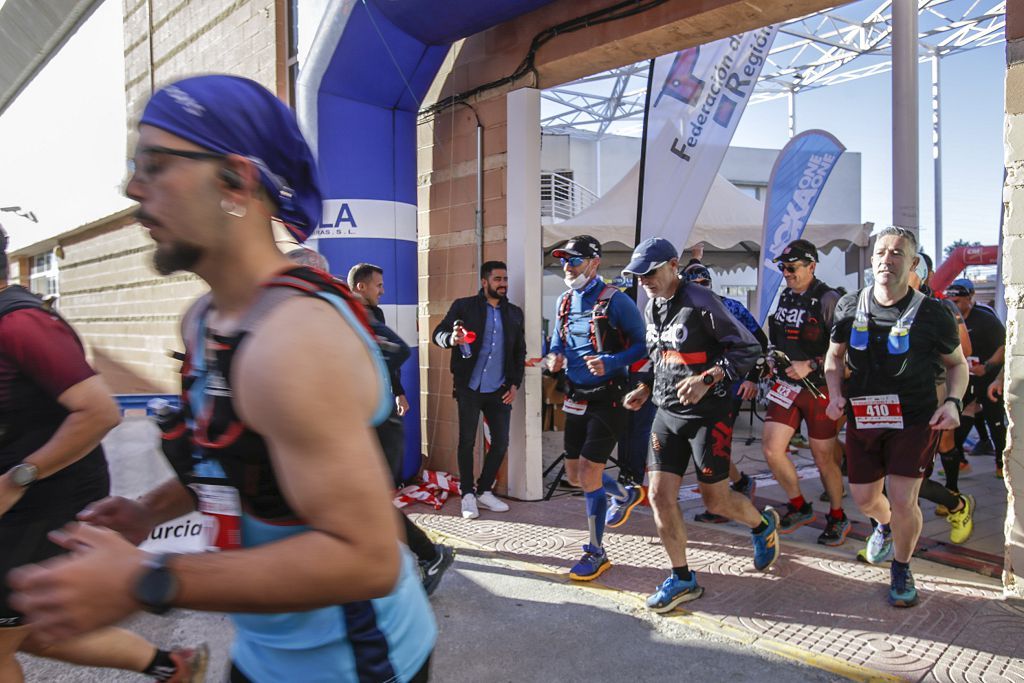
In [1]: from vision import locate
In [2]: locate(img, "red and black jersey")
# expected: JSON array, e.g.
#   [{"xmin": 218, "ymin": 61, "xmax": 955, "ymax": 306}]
[
  {"xmin": 0, "ymin": 286, "xmax": 108, "ymax": 521},
  {"xmin": 768, "ymin": 278, "xmax": 839, "ymax": 387}
]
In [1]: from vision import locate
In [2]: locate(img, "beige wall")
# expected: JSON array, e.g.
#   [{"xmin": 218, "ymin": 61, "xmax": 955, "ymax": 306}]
[{"xmin": 1002, "ymin": 0, "xmax": 1023, "ymax": 598}]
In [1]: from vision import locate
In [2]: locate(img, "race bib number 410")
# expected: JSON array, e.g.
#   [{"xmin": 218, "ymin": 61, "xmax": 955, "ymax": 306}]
[{"xmin": 850, "ymin": 394, "xmax": 903, "ymax": 430}]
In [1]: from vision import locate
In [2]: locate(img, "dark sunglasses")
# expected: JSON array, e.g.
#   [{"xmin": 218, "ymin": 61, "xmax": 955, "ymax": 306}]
[
  {"xmin": 559, "ymin": 256, "xmax": 586, "ymax": 267},
  {"xmin": 777, "ymin": 262, "xmax": 807, "ymax": 274}
]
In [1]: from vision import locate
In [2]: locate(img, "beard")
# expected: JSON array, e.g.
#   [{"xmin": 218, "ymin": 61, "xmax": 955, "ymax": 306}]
[
  {"xmin": 153, "ymin": 241, "xmax": 203, "ymax": 276},
  {"xmin": 486, "ymin": 284, "xmax": 506, "ymax": 300}
]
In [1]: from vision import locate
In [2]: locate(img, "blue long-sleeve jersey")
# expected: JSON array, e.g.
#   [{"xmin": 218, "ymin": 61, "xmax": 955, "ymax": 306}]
[{"xmin": 549, "ymin": 277, "xmax": 647, "ymax": 388}]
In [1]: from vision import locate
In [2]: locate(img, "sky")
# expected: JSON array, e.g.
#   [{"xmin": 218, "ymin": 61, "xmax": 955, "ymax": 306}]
[
  {"xmin": 731, "ymin": 41, "xmax": 1006, "ymax": 260},
  {"xmin": 0, "ymin": 0, "xmax": 1008, "ymax": 263}
]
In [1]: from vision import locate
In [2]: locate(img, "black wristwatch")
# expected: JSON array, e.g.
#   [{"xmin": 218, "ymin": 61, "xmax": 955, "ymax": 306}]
[
  {"xmin": 134, "ymin": 553, "xmax": 179, "ymax": 615},
  {"xmin": 808, "ymin": 359, "xmax": 820, "ymax": 372},
  {"xmin": 943, "ymin": 396, "xmax": 964, "ymax": 415},
  {"xmin": 701, "ymin": 372, "xmax": 716, "ymax": 386}
]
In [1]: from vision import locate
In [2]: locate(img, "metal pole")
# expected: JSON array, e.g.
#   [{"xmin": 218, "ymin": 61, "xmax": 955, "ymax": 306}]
[
  {"xmin": 892, "ymin": 0, "xmax": 919, "ymax": 233},
  {"xmin": 931, "ymin": 51, "xmax": 943, "ymax": 262},
  {"xmin": 475, "ymin": 123, "xmax": 483, "ymax": 276},
  {"xmin": 788, "ymin": 88, "xmax": 796, "ymax": 138}
]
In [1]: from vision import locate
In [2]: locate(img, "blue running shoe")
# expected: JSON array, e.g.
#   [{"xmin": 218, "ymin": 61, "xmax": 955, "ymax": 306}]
[
  {"xmin": 733, "ymin": 474, "xmax": 757, "ymax": 503},
  {"xmin": 606, "ymin": 485, "xmax": 646, "ymax": 528},
  {"xmin": 889, "ymin": 562, "xmax": 919, "ymax": 607},
  {"xmin": 569, "ymin": 544, "xmax": 610, "ymax": 581},
  {"xmin": 778, "ymin": 502, "xmax": 815, "ymax": 534},
  {"xmin": 646, "ymin": 573, "xmax": 704, "ymax": 613},
  {"xmin": 751, "ymin": 508, "xmax": 781, "ymax": 571},
  {"xmin": 865, "ymin": 525, "xmax": 894, "ymax": 564}
]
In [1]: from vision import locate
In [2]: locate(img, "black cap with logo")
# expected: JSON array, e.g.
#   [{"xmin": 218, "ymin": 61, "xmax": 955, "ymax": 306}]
[
  {"xmin": 552, "ymin": 234, "xmax": 602, "ymax": 260},
  {"xmin": 773, "ymin": 238, "xmax": 818, "ymax": 264}
]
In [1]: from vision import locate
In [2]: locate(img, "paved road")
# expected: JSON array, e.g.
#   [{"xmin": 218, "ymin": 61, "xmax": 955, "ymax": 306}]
[{"xmin": 19, "ymin": 418, "xmax": 836, "ymax": 682}]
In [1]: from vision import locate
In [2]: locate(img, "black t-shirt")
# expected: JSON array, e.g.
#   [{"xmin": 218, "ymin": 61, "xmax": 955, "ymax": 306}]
[
  {"xmin": 832, "ymin": 287, "xmax": 959, "ymax": 425},
  {"xmin": 964, "ymin": 304, "xmax": 1004, "ymax": 366}
]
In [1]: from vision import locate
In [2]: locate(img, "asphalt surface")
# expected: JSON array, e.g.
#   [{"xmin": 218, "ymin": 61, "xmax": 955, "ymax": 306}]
[{"xmin": 18, "ymin": 417, "xmax": 838, "ymax": 682}]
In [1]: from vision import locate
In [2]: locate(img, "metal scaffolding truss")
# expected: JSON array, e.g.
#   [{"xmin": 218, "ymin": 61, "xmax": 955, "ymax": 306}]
[{"xmin": 540, "ymin": 0, "xmax": 1006, "ymax": 136}]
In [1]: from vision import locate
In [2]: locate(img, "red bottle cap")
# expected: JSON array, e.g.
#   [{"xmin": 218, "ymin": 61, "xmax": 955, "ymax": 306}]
[{"xmin": 463, "ymin": 331, "xmax": 477, "ymax": 344}]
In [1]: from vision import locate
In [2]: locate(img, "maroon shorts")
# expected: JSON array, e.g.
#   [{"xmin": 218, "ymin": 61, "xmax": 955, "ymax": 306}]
[
  {"xmin": 845, "ymin": 422, "xmax": 940, "ymax": 484},
  {"xmin": 764, "ymin": 382, "xmax": 839, "ymax": 440}
]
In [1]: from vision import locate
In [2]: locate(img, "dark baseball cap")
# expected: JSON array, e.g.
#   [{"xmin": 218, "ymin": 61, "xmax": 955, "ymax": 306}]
[
  {"xmin": 944, "ymin": 278, "xmax": 974, "ymax": 297},
  {"xmin": 682, "ymin": 262, "xmax": 712, "ymax": 284},
  {"xmin": 773, "ymin": 238, "xmax": 818, "ymax": 264},
  {"xmin": 622, "ymin": 237, "xmax": 677, "ymax": 276},
  {"xmin": 552, "ymin": 234, "xmax": 601, "ymax": 260}
]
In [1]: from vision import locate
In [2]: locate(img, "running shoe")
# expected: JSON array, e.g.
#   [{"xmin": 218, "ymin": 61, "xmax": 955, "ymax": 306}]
[
  {"xmin": 646, "ymin": 573, "xmax": 704, "ymax": 613},
  {"xmin": 606, "ymin": 484, "xmax": 646, "ymax": 528},
  {"xmin": 972, "ymin": 438, "xmax": 995, "ymax": 456},
  {"xmin": 569, "ymin": 544, "xmax": 610, "ymax": 581},
  {"xmin": 790, "ymin": 433, "xmax": 810, "ymax": 449},
  {"xmin": 778, "ymin": 502, "xmax": 815, "ymax": 534},
  {"xmin": 476, "ymin": 490, "xmax": 510, "ymax": 512},
  {"xmin": 947, "ymin": 494, "xmax": 975, "ymax": 545},
  {"xmin": 461, "ymin": 493, "xmax": 479, "ymax": 520},
  {"xmin": 889, "ymin": 562, "xmax": 919, "ymax": 607},
  {"xmin": 864, "ymin": 525, "xmax": 894, "ymax": 564},
  {"xmin": 818, "ymin": 488, "xmax": 847, "ymax": 502},
  {"xmin": 693, "ymin": 510, "xmax": 729, "ymax": 524},
  {"xmin": 817, "ymin": 513, "xmax": 851, "ymax": 547},
  {"xmin": 996, "ymin": 466, "xmax": 1004, "ymax": 479},
  {"xmin": 751, "ymin": 508, "xmax": 781, "ymax": 571},
  {"xmin": 164, "ymin": 644, "xmax": 209, "ymax": 683},
  {"xmin": 733, "ymin": 474, "xmax": 757, "ymax": 502},
  {"xmin": 421, "ymin": 544, "xmax": 456, "ymax": 596}
]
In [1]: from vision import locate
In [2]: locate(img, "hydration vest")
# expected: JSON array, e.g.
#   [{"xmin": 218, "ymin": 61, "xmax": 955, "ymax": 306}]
[
  {"xmin": 769, "ymin": 278, "xmax": 835, "ymax": 368},
  {"xmin": 557, "ymin": 284, "xmax": 626, "ymax": 355},
  {"xmin": 180, "ymin": 266, "xmax": 390, "ymax": 521}
]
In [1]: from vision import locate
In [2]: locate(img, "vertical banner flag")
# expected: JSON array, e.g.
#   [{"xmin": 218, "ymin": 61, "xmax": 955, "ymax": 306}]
[
  {"xmin": 636, "ymin": 25, "xmax": 778, "ymax": 254},
  {"xmin": 755, "ymin": 130, "xmax": 846, "ymax": 325}
]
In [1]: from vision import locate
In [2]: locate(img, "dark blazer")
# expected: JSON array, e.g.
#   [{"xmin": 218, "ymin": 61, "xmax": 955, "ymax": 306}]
[{"xmin": 432, "ymin": 290, "xmax": 526, "ymax": 393}]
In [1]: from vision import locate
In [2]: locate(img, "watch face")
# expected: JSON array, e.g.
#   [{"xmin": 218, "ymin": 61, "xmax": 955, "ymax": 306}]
[
  {"xmin": 11, "ymin": 464, "xmax": 38, "ymax": 487},
  {"xmin": 702, "ymin": 374, "xmax": 714, "ymax": 385}
]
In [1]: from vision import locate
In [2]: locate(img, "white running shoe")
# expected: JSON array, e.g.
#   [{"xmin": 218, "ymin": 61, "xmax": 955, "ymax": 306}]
[
  {"xmin": 461, "ymin": 493, "xmax": 479, "ymax": 519},
  {"xmin": 476, "ymin": 490, "xmax": 510, "ymax": 512}
]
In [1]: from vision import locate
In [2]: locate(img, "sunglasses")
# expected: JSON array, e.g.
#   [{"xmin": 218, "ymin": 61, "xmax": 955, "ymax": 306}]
[
  {"xmin": 559, "ymin": 256, "xmax": 586, "ymax": 267},
  {"xmin": 777, "ymin": 262, "xmax": 808, "ymax": 274},
  {"xmin": 127, "ymin": 146, "xmax": 227, "ymax": 183}
]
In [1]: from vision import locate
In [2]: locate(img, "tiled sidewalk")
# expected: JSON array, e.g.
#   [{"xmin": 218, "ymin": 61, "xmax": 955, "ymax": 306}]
[{"xmin": 410, "ymin": 494, "xmax": 1023, "ymax": 683}]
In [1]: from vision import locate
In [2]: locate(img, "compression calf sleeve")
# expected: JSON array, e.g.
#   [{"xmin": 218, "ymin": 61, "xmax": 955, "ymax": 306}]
[
  {"xmin": 939, "ymin": 449, "xmax": 961, "ymax": 492},
  {"xmin": 585, "ymin": 488, "xmax": 608, "ymax": 548}
]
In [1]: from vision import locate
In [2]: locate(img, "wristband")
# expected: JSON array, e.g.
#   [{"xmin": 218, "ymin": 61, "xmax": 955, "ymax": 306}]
[{"xmin": 943, "ymin": 396, "xmax": 964, "ymax": 415}]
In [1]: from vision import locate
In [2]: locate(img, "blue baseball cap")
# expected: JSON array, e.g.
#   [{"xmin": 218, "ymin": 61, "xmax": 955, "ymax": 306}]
[
  {"xmin": 944, "ymin": 278, "xmax": 974, "ymax": 297},
  {"xmin": 682, "ymin": 262, "xmax": 712, "ymax": 285},
  {"xmin": 623, "ymin": 237, "xmax": 678, "ymax": 276}
]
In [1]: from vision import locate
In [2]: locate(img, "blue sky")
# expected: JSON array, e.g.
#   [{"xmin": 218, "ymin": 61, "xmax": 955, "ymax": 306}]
[{"xmin": 732, "ymin": 41, "xmax": 1006, "ymax": 259}]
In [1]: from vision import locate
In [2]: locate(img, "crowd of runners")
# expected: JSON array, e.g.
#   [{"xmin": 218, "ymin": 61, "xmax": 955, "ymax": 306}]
[{"xmin": 0, "ymin": 75, "xmax": 1003, "ymax": 682}]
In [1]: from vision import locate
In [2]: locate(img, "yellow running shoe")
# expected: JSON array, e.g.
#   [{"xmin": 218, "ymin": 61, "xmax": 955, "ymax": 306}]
[{"xmin": 947, "ymin": 494, "xmax": 975, "ymax": 545}]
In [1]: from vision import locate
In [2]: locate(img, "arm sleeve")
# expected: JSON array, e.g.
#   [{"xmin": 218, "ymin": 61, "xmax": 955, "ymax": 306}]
[
  {"xmin": 830, "ymin": 292, "xmax": 857, "ymax": 344},
  {"xmin": 0, "ymin": 309, "xmax": 96, "ymax": 398},
  {"xmin": 600, "ymin": 292, "xmax": 648, "ymax": 374},
  {"xmin": 696, "ymin": 290, "xmax": 760, "ymax": 380},
  {"xmin": 431, "ymin": 300, "xmax": 462, "ymax": 348}
]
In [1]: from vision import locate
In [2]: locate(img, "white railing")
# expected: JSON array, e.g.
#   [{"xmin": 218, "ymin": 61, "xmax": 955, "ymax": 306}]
[{"xmin": 540, "ymin": 172, "xmax": 599, "ymax": 221}]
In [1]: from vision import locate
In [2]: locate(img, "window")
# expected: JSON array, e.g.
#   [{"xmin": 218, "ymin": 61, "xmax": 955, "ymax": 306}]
[
  {"xmin": 734, "ymin": 183, "xmax": 766, "ymax": 201},
  {"xmin": 29, "ymin": 251, "xmax": 58, "ymax": 301}
]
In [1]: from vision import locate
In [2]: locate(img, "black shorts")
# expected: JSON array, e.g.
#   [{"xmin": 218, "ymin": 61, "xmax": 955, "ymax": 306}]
[
  {"xmin": 647, "ymin": 409, "xmax": 733, "ymax": 484},
  {"xmin": 0, "ymin": 477, "xmax": 109, "ymax": 627},
  {"xmin": 563, "ymin": 401, "xmax": 627, "ymax": 465}
]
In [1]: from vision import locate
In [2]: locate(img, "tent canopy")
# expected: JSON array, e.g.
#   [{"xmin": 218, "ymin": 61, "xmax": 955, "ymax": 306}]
[{"xmin": 545, "ymin": 161, "xmax": 872, "ymax": 270}]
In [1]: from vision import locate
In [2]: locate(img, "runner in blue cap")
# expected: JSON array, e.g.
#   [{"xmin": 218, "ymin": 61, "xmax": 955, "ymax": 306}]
[{"xmin": 9, "ymin": 75, "xmax": 436, "ymax": 682}]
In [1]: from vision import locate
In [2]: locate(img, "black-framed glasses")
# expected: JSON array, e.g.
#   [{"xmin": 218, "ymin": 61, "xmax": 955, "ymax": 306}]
[
  {"xmin": 559, "ymin": 256, "xmax": 586, "ymax": 268},
  {"xmin": 777, "ymin": 262, "xmax": 807, "ymax": 274},
  {"xmin": 127, "ymin": 146, "xmax": 227, "ymax": 182}
]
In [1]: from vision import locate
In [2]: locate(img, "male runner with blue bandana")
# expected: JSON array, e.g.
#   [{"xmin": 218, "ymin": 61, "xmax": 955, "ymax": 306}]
[{"xmin": 8, "ymin": 75, "xmax": 436, "ymax": 682}]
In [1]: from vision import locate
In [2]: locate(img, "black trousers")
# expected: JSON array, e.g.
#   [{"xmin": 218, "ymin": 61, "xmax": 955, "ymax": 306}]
[{"xmin": 455, "ymin": 387, "xmax": 511, "ymax": 495}]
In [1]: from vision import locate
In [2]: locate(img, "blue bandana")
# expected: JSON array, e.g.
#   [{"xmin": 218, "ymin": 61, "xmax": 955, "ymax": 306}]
[{"xmin": 139, "ymin": 75, "xmax": 322, "ymax": 241}]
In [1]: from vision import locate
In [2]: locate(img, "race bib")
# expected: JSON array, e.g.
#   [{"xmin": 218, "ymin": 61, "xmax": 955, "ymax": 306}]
[
  {"xmin": 850, "ymin": 395, "xmax": 904, "ymax": 430},
  {"xmin": 767, "ymin": 382, "xmax": 801, "ymax": 410},
  {"xmin": 192, "ymin": 483, "xmax": 243, "ymax": 551},
  {"xmin": 562, "ymin": 398, "xmax": 588, "ymax": 416}
]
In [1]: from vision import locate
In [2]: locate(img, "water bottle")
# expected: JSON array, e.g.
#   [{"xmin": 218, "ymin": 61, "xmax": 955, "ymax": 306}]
[
  {"xmin": 454, "ymin": 320, "xmax": 475, "ymax": 358},
  {"xmin": 147, "ymin": 398, "xmax": 193, "ymax": 479}
]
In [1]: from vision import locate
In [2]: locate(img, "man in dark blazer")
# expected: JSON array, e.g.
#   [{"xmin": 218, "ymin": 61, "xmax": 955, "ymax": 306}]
[{"xmin": 432, "ymin": 261, "xmax": 526, "ymax": 519}]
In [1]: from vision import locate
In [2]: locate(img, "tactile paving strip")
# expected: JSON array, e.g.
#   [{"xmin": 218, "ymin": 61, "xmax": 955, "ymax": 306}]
[{"xmin": 407, "ymin": 498, "xmax": 1011, "ymax": 682}]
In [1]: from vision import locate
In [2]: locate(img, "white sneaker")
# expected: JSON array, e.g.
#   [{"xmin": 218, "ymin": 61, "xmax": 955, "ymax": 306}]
[
  {"xmin": 476, "ymin": 490, "xmax": 510, "ymax": 512},
  {"xmin": 461, "ymin": 493, "xmax": 479, "ymax": 519}
]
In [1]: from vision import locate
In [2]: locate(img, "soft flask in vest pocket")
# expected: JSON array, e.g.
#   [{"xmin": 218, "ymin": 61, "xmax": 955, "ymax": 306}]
[
  {"xmin": 887, "ymin": 323, "xmax": 911, "ymax": 355},
  {"xmin": 850, "ymin": 313, "xmax": 869, "ymax": 350}
]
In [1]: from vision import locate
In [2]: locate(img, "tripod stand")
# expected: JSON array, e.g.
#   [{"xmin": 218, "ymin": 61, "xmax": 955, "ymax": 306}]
[{"xmin": 543, "ymin": 451, "xmax": 623, "ymax": 501}]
